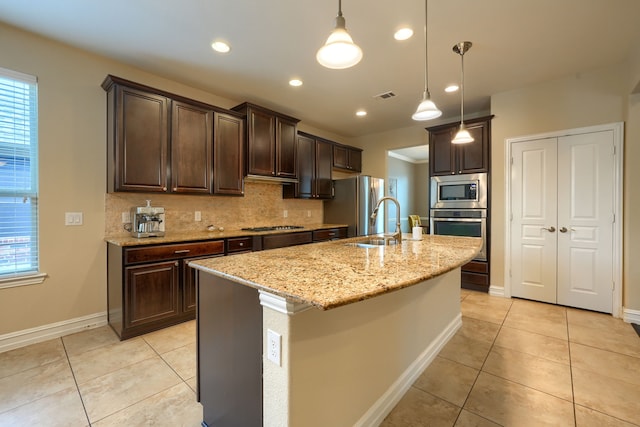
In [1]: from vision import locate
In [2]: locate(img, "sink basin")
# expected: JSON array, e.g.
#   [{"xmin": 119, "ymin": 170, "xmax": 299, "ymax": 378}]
[{"xmin": 345, "ymin": 236, "xmax": 398, "ymax": 248}]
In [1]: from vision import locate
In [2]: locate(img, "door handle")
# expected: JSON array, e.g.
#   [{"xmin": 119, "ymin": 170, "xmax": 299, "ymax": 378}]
[
  {"xmin": 541, "ymin": 226, "xmax": 556, "ymax": 232},
  {"xmin": 559, "ymin": 227, "xmax": 576, "ymax": 233}
]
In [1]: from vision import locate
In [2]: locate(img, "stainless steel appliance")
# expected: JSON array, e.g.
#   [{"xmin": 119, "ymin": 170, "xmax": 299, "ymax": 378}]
[
  {"xmin": 430, "ymin": 209, "xmax": 487, "ymax": 261},
  {"xmin": 131, "ymin": 200, "xmax": 165, "ymax": 238},
  {"xmin": 323, "ymin": 176, "xmax": 385, "ymax": 237},
  {"xmin": 430, "ymin": 172, "xmax": 487, "ymax": 209}
]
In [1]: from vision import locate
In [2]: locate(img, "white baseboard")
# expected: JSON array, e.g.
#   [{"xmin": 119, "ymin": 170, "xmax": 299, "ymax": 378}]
[
  {"xmin": 623, "ymin": 307, "xmax": 640, "ymax": 324},
  {"xmin": 354, "ymin": 313, "xmax": 462, "ymax": 427},
  {"xmin": 0, "ymin": 311, "xmax": 108, "ymax": 353},
  {"xmin": 489, "ymin": 285, "xmax": 506, "ymax": 297}
]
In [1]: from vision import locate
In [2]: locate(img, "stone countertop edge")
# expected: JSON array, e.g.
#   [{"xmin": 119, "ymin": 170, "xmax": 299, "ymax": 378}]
[
  {"xmin": 104, "ymin": 223, "xmax": 349, "ymax": 246},
  {"xmin": 189, "ymin": 234, "xmax": 482, "ymax": 311}
]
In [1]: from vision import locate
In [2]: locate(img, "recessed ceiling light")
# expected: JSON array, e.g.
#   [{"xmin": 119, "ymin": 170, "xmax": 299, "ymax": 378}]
[
  {"xmin": 394, "ymin": 27, "xmax": 414, "ymax": 41},
  {"xmin": 211, "ymin": 40, "xmax": 230, "ymax": 53},
  {"xmin": 445, "ymin": 84, "xmax": 459, "ymax": 93},
  {"xmin": 289, "ymin": 79, "xmax": 303, "ymax": 87},
  {"xmin": 356, "ymin": 110, "xmax": 367, "ymax": 117}
]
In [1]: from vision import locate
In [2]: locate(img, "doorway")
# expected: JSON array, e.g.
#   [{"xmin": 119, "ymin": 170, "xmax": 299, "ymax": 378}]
[{"xmin": 505, "ymin": 123, "xmax": 623, "ymax": 316}]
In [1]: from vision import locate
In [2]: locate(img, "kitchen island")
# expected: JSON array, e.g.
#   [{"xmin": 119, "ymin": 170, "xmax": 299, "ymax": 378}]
[{"xmin": 190, "ymin": 234, "xmax": 481, "ymax": 427}]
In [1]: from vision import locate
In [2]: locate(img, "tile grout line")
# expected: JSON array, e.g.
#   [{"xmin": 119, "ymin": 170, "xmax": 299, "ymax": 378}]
[{"xmin": 60, "ymin": 337, "xmax": 92, "ymax": 427}]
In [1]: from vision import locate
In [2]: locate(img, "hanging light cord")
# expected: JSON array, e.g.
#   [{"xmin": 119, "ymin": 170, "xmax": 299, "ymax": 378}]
[
  {"xmin": 423, "ymin": 0, "xmax": 430, "ymax": 98},
  {"xmin": 338, "ymin": 0, "xmax": 343, "ymax": 18},
  {"xmin": 459, "ymin": 48, "xmax": 465, "ymax": 124}
]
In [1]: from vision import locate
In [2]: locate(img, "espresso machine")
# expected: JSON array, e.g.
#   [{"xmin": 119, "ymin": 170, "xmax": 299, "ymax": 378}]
[{"xmin": 131, "ymin": 200, "xmax": 165, "ymax": 238}]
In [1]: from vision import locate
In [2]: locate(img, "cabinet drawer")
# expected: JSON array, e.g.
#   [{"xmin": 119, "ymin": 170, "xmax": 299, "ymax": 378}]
[
  {"xmin": 461, "ymin": 271, "xmax": 489, "ymax": 287},
  {"xmin": 313, "ymin": 228, "xmax": 347, "ymax": 242},
  {"xmin": 125, "ymin": 240, "xmax": 225, "ymax": 264},
  {"xmin": 463, "ymin": 260, "xmax": 489, "ymax": 274},
  {"xmin": 262, "ymin": 232, "xmax": 313, "ymax": 250},
  {"xmin": 227, "ymin": 237, "xmax": 253, "ymax": 253}
]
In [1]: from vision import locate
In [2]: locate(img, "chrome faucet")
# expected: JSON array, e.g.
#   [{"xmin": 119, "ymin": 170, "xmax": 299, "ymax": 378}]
[{"xmin": 370, "ymin": 196, "xmax": 402, "ymax": 244}]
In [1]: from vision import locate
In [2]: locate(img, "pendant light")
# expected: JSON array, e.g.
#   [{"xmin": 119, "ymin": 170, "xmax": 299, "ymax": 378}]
[
  {"xmin": 412, "ymin": 0, "xmax": 442, "ymax": 121},
  {"xmin": 451, "ymin": 41, "xmax": 474, "ymax": 144},
  {"xmin": 316, "ymin": 0, "xmax": 363, "ymax": 69}
]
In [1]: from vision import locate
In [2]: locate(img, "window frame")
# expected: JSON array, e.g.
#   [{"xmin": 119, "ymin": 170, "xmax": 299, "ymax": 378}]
[{"xmin": 0, "ymin": 67, "xmax": 45, "ymax": 289}]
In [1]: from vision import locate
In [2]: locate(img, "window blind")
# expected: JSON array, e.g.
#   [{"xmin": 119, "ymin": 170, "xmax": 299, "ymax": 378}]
[{"xmin": 0, "ymin": 67, "xmax": 39, "ymax": 279}]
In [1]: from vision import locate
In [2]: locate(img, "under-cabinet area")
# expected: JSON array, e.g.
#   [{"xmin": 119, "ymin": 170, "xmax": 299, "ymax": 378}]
[{"xmin": 106, "ymin": 225, "xmax": 347, "ymax": 339}]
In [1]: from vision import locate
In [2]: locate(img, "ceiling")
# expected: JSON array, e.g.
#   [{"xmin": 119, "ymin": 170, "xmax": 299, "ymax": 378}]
[{"xmin": 1, "ymin": 0, "xmax": 639, "ymax": 139}]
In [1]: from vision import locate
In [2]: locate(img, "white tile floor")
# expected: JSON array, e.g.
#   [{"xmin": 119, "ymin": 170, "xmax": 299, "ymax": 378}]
[{"xmin": 1, "ymin": 290, "xmax": 639, "ymax": 426}]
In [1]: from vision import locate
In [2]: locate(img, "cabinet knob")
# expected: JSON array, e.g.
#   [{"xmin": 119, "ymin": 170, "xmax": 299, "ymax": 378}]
[
  {"xmin": 239, "ymin": 242, "xmax": 244, "ymax": 246},
  {"xmin": 173, "ymin": 187, "xmax": 177, "ymax": 192},
  {"xmin": 162, "ymin": 186, "xmax": 168, "ymax": 191}
]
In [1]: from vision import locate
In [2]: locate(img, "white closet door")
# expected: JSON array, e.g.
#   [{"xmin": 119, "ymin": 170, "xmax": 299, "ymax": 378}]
[
  {"xmin": 556, "ymin": 131, "xmax": 614, "ymax": 312},
  {"xmin": 510, "ymin": 138, "xmax": 558, "ymax": 304}
]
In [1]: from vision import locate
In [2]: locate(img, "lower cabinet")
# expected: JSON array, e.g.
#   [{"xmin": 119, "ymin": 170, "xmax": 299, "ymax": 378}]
[
  {"xmin": 108, "ymin": 240, "xmax": 224, "ymax": 340},
  {"xmin": 461, "ymin": 260, "xmax": 490, "ymax": 292},
  {"xmin": 107, "ymin": 227, "xmax": 348, "ymax": 339}
]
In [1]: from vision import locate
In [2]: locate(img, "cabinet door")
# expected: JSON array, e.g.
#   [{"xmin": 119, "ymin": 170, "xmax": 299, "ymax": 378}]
[
  {"xmin": 125, "ymin": 261, "xmax": 179, "ymax": 329},
  {"xmin": 214, "ymin": 112, "xmax": 244, "ymax": 195},
  {"xmin": 315, "ymin": 139, "xmax": 333, "ymax": 199},
  {"xmin": 116, "ymin": 86, "xmax": 169, "ymax": 191},
  {"xmin": 247, "ymin": 108, "xmax": 275, "ymax": 176},
  {"xmin": 349, "ymin": 148, "xmax": 362, "ymax": 172},
  {"xmin": 171, "ymin": 101, "xmax": 213, "ymax": 194},
  {"xmin": 458, "ymin": 121, "xmax": 489, "ymax": 174},
  {"xmin": 183, "ymin": 254, "xmax": 224, "ymax": 314},
  {"xmin": 429, "ymin": 128, "xmax": 456, "ymax": 176},
  {"xmin": 296, "ymin": 134, "xmax": 315, "ymax": 198},
  {"xmin": 332, "ymin": 145, "xmax": 349, "ymax": 170},
  {"xmin": 276, "ymin": 117, "xmax": 298, "ymax": 178}
]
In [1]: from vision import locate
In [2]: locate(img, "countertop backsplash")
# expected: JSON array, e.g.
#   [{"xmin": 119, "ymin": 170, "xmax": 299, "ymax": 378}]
[{"xmin": 105, "ymin": 182, "xmax": 323, "ymax": 237}]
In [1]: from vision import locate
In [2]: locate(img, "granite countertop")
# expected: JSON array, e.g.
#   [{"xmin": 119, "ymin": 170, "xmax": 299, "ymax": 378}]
[
  {"xmin": 105, "ymin": 223, "xmax": 348, "ymax": 246},
  {"xmin": 190, "ymin": 234, "xmax": 482, "ymax": 310}
]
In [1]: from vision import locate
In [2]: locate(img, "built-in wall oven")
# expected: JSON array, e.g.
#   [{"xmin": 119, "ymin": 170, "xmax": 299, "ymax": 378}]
[
  {"xmin": 430, "ymin": 210, "xmax": 487, "ymax": 261},
  {"xmin": 430, "ymin": 173, "xmax": 488, "ymax": 261}
]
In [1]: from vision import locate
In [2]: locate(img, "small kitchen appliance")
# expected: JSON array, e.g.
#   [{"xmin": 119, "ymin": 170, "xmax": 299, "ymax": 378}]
[{"xmin": 131, "ymin": 200, "xmax": 165, "ymax": 238}]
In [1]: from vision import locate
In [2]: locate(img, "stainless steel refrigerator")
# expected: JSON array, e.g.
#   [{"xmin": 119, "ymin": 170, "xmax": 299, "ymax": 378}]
[{"xmin": 324, "ymin": 176, "xmax": 385, "ymax": 237}]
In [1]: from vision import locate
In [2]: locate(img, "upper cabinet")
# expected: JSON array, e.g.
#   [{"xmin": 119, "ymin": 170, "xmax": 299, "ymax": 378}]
[
  {"xmin": 102, "ymin": 75, "xmax": 245, "ymax": 195},
  {"xmin": 333, "ymin": 143, "xmax": 362, "ymax": 173},
  {"xmin": 284, "ymin": 132, "xmax": 333, "ymax": 200},
  {"xmin": 427, "ymin": 116, "xmax": 493, "ymax": 176},
  {"xmin": 231, "ymin": 103, "xmax": 299, "ymax": 181}
]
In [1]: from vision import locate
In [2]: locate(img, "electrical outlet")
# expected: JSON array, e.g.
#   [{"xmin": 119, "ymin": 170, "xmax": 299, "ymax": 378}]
[
  {"xmin": 267, "ymin": 329, "xmax": 281, "ymax": 366},
  {"xmin": 195, "ymin": 211, "xmax": 202, "ymax": 221},
  {"xmin": 283, "ymin": 210, "xmax": 288, "ymax": 218},
  {"xmin": 307, "ymin": 210, "xmax": 311, "ymax": 218},
  {"xmin": 122, "ymin": 211, "xmax": 131, "ymax": 223}
]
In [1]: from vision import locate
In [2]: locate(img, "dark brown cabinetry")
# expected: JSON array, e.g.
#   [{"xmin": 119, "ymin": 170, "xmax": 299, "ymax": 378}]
[
  {"xmin": 232, "ymin": 102, "xmax": 299, "ymax": 181},
  {"xmin": 427, "ymin": 116, "xmax": 492, "ymax": 176},
  {"xmin": 102, "ymin": 75, "xmax": 244, "ymax": 196},
  {"xmin": 313, "ymin": 227, "xmax": 348, "ymax": 242},
  {"xmin": 261, "ymin": 232, "xmax": 313, "ymax": 250},
  {"xmin": 283, "ymin": 132, "xmax": 333, "ymax": 199},
  {"xmin": 333, "ymin": 144, "xmax": 362, "ymax": 172},
  {"xmin": 213, "ymin": 112, "xmax": 244, "ymax": 195},
  {"xmin": 105, "ymin": 83, "xmax": 169, "ymax": 193},
  {"xmin": 108, "ymin": 240, "xmax": 225, "ymax": 339},
  {"xmin": 171, "ymin": 101, "xmax": 213, "ymax": 194}
]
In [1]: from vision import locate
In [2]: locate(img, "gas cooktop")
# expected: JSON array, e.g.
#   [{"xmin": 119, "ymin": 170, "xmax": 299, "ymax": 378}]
[{"xmin": 241, "ymin": 225, "xmax": 305, "ymax": 232}]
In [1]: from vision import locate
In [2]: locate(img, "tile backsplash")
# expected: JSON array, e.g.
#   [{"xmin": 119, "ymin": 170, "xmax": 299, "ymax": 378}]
[{"xmin": 105, "ymin": 182, "xmax": 323, "ymax": 237}]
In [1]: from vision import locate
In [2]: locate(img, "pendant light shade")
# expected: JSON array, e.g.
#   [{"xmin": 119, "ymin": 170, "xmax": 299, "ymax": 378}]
[
  {"xmin": 317, "ymin": 0, "xmax": 363, "ymax": 69},
  {"xmin": 452, "ymin": 41, "xmax": 473, "ymax": 144},
  {"xmin": 412, "ymin": 0, "xmax": 441, "ymax": 121}
]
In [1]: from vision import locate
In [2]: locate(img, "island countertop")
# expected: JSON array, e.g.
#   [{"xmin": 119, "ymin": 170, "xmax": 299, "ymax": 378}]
[{"xmin": 189, "ymin": 234, "xmax": 481, "ymax": 310}]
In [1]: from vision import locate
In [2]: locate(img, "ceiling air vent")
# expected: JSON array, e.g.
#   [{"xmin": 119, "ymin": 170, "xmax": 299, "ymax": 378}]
[{"xmin": 373, "ymin": 91, "xmax": 396, "ymax": 100}]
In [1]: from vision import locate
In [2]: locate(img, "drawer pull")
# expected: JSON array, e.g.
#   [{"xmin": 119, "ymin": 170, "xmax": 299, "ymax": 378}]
[
  {"xmin": 329, "ymin": 232, "xmax": 336, "ymax": 236},
  {"xmin": 174, "ymin": 249, "xmax": 191, "ymax": 254}
]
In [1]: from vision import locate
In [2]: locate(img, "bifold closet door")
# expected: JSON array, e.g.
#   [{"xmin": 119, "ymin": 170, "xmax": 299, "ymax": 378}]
[
  {"xmin": 556, "ymin": 131, "xmax": 614, "ymax": 313},
  {"xmin": 511, "ymin": 131, "xmax": 614, "ymax": 313},
  {"xmin": 510, "ymin": 138, "xmax": 558, "ymax": 304}
]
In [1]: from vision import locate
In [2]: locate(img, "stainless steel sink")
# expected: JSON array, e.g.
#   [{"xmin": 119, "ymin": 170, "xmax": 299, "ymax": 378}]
[{"xmin": 345, "ymin": 236, "xmax": 398, "ymax": 248}]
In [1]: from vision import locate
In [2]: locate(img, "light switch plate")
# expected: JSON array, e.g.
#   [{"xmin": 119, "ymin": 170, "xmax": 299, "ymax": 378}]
[{"xmin": 65, "ymin": 212, "xmax": 83, "ymax": 226}]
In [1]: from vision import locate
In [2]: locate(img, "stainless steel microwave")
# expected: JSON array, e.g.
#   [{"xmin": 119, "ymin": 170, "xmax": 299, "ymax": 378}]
[{"xmin": 430, "ymin": 173, "xmax": 487, "ymax": 209}]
